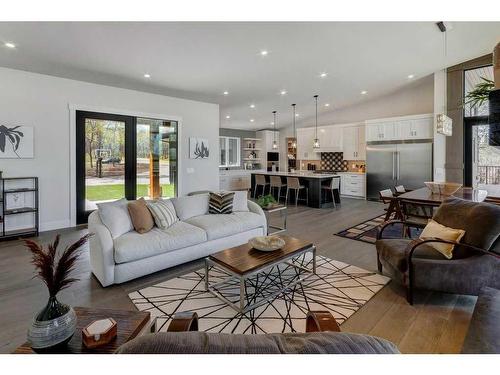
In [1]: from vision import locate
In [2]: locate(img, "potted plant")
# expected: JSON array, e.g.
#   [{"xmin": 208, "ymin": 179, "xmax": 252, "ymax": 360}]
[
  {"xmin": 25, "ymin": 233, "xmax": 91, "ymax": 352},
  {"xmin": 464, "ymin": 77, "xmax": 495, "ymax": 114},
  {"xmin": 257, "ymin": 194, "xmax": 278, "ymax": 209}
]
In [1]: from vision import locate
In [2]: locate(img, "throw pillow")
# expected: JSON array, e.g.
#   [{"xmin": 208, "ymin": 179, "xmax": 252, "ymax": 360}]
[
  {"xmin": 97, "ymin": 198, "xmax": 134, "ymax": 239},
  {"xmin": 419, "ymin": 219, "xmax": 466, "ymax": 259},
  {"xmin": 232, "ymin": 191, "xmax": 249, "ymax": 212},
  {"xmin": 146, "ymin": 199, "xmax": 178, "ymax": 229},
  {"xmin": 127, "ymin": 198, "xmax": 155, "ymax": 234},
  {"xmin": 171, "ymin": 194, "xmax": 209, "ymax": 221},
  {"xmin": 209, "ymin": 191, "xmax": 235, "ymax": 214}
]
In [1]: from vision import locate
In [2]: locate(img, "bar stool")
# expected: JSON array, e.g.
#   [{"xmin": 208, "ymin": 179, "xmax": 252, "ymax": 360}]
[
  {"xmin": 321, "ymin": 176, "xmax": 340, "ymax": 208},
  {"xmin": 253, "ymin": 174, "xmax": 269, "ymax": 198},
  {"xmin": 285, "ymin": 177, "xmax": 308, "ymax": 206},
  {"xmin": 270, "ymin": 176, "xmax": 287, "ymax": 203}
]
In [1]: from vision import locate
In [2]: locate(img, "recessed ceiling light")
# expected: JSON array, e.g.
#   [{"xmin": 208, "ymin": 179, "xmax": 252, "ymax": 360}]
[
  {"xmin": 280, "ymin": 90, "xmax": 287, "ymax": 95},
  {"xmin": 361, "ymin": 90, "xmax": 368, "ymax": 95},
  {"xmin": 324, "ymin": 103, "xmax": 330, "ymax": 107},
  {"xmin": 295, "ymin": 113, "xmax": 299, "ymax": 117},
  {"xmin": 143, "ymin": 73, "xmax": 151, "ymax": 78},
  {"xmin": 223, "ymin": 91, "xmax": 229, "ymax": 95},
  {"xmin": 225, "ymin": 115, "xmax": 231, "ymax": 119},
  {"xmin": 250, "ymin": 119, "xmax": 255, "ymax": 123},
  {"xmin": 320, "ymin": 72, "xmax": 328, "ymax": 78},
  {"xmin": 249, "ymin": 104, "xmax": 255, "ymax": 109},
  {"xmin": 4, "ymin": 42, "xmax": 16, "ymax": 48},
  {"xmin": 270, "ymin": 122, "xmax": 274, "ymax": 125},
  {"xmin": 260, "ymin": 50, "xmax": 268, "ymax": 56},
  {"xmin": 407, "ymin": 74, "xmax": 415, "ymax": 79}
]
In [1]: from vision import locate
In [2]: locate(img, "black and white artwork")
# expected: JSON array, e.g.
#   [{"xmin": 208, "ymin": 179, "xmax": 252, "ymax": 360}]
[
  {"xmin": 189, "ymin": 137, "xmax": 209, "ymax": 159},
  {"xmin": 0, "ymin": 125, "xmax": 34, "ymax": 159}
]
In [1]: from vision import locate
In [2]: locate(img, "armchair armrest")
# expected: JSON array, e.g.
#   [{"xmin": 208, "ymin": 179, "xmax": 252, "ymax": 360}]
[
  {"xmin": 377, "ymin": 220, "xmax": 406, "ymax": 240},
  {"xmin": 167, "ymin": 312, "xmax": 199, "ymax": 332},
  {"xmin": 306, "ymin": 311, "xmax": 341, "ymax": 332}
]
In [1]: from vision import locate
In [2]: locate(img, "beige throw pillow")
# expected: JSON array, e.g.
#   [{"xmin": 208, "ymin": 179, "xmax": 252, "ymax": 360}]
[
  {"xmin": 127, "ymin": 198, "xmax": 155, "ymax": 234},
  {"xmin": 419, "ymin": 219, "xmax": 466, "ymax": 259}
]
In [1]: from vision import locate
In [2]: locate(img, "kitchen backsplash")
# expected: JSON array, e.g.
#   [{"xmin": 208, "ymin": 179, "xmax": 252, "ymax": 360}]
[{"xmin": 321, "ymin": 152, "xmax": 349, "ymax": 171}]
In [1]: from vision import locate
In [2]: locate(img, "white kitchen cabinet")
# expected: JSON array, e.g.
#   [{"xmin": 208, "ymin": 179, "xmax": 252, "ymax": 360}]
[
  {"xmin": 315, "ymin": 126, "xmax": 342, "ymax": 152},
  {"xmin": 366, "ymin": 114, "xmax": 433, "ymax": 142},
  {"xmin": 219, "ymin": 172, "xmax": 251, "ymax": 191},
  {"xmin": 296, "ymin": 128, "xmax": 321, "ymax": 160},
  {"xmin": 342, "ymin": 125, "xmax": 366, "ymax": 160},
  {"xmin": 339, "ymin": 173, "xmax": 366, "ymax": 198}
]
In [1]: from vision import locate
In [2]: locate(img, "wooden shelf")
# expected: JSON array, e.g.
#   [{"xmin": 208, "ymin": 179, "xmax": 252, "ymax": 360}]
[
  {"xmin": 4, "ymin": 188, "xmax": 37, "ymax": 194},
  {"xmin": 4, "ymin": 207, "xmax": 38, "ymax": 215},
  {"xmin": 243, "ymin": 138, "xmax": 262, "ymax": 141}
]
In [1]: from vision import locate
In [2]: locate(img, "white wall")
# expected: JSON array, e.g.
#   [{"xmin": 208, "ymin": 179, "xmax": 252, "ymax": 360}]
[{"xmin": 0, "ymin": 67, "xmax": 219, "ymax": 231}]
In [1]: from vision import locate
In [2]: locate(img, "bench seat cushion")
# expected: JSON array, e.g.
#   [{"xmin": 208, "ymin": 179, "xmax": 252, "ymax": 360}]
[
  {"xmin": 185, "ymin": 212, "xmax": 265, "ymax": 240},
  {"xmin": 114, "ymin": 221, "xmax": 207, "ymax": 264}
]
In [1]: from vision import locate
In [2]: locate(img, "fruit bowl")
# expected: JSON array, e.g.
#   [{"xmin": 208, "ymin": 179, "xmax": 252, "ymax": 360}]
[
  {"xmin": 424, "ymin": 182, "xmax": 462, "ymax": 196},
  {"xmin": 249, "ymin": 236, "xmax": 285, "ymax": 252}
]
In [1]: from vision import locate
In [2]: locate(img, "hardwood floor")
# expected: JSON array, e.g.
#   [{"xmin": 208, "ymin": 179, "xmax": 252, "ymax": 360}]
[{"xmin": 0, "ymin": 198, "xmax": 475, "ymax": 353}]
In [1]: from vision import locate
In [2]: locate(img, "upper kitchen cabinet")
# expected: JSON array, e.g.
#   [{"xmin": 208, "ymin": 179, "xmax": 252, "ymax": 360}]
[
  {"xmin": 256, "ymin": 130, "xmax": 280, "ymax": 152},
  {"xmin": 296, "ymin": 127, "xmax": 320, "ymax": 160},
  {"xmin": 366, "ymin": 114, "xmax": 433, "ymax": 142},
  {"xmin": 342, "ymin": 124, "xmax": 366, "ymax": 160},
  {"xmin": 315, "ymin": 126, "xmax": 343, "ymax": 152}
]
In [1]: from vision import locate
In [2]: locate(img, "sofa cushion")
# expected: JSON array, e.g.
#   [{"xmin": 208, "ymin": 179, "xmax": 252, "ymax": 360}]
[
  {"xmin": 97, "ymin": 198, "xmax": 134, "ymax": 239},
  {"xmin": 376, "ymin": 238, "xmax": 447, "ymax": 273},
  {"xmin": 146, "ymin": 199, "xmax": 178, "ymax": 229},
  {"xmin": 171, "ymin": 194, "xmax": 209, "ymax": 221},
  {"xmin": 208, "ymin": 191, "xmax": 234, "ymax": 214},
  {"xmin": 185, "ymin": 212, "xmax": 265, "ymax": 240},
  {"xmin": 127, "ymin": 198, "xmax": 155, "ymax": 234},
  {"xmin": 433, "ymin": 198, "xmax": 500, "ymax": 254},
  {"xmin": 113, "ymin": 221, "xmax": 207, "ymax": 264},
  {"xmin": 232, "ymin": 191, "xmax": 249, "ymax": 212}
]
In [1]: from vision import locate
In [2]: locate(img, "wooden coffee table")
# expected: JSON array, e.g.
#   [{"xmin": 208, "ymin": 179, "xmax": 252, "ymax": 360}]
[
  {"xmin": 205, "ymin": 235, "xmax": 316, "ymax": 313},
  {"xmin": 14, "ymin": 307, "xmax": 150, "ymax": 354}
]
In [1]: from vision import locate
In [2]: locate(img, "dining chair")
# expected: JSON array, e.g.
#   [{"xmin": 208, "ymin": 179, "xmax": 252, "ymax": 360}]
[
  {"xmin": 269, "ymin": 175, "xmax": 287, "ymax": 203},
  {"xmin": 253, "ymin": 174, "xmax": 269, "ymax": 198},
  {"xmin": 394, "ymin": 185, "xmax": 412, "ymax": 196},
  {"xmin": 379, "ymin": 189, "xmax": 401, "ymax": 221},
  {"xmin": 399, "ymin": 198, "xmax": 438, "ymax": 238},
  {"xmin": 285, "ymin": 177, "xmax": 308, "ymax": 206},
  {"xmin": 321, "ymin": 176, "xmax": 340, "ymax": 208}
]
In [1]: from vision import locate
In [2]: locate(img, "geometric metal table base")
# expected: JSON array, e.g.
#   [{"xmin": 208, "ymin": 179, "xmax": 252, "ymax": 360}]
[{"xmin": 205, "ymin": 246, "xmax": 316, "ymax": 314}]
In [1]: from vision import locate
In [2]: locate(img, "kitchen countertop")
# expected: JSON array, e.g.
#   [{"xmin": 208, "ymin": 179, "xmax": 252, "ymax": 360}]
[{"xmin": 251, "ymin": 171, "xmax": 339, "ymax": 179}]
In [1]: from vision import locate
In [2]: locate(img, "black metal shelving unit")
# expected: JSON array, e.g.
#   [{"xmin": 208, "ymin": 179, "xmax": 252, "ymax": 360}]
[{"xmin": 0, "ymin": 177, "xmax": 39, "ymax": 240}]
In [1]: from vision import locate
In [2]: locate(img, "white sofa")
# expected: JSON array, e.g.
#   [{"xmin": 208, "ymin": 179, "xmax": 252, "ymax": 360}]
[{"xmin": 88, "ymin": 193, "xmax": 267, "ymax": 287}]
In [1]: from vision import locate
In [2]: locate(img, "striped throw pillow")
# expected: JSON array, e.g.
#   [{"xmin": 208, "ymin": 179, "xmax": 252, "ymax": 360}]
[
  {"xmin": 209, "ymin": 191, "xmax": 235, "ymax": 214},
  {"xmin": 146, "ymin": 199, "xmax": 178, "ymax": 229}
]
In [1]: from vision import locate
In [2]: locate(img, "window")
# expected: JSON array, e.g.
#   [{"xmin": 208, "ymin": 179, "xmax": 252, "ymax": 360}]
[{"xmin": 219, "ymin": 136, "xmax": 240, "ymax": 167}]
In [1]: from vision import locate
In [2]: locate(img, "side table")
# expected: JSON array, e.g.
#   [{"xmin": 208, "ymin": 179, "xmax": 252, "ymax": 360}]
[
  {"xmin": 262, "ymin": 204, "xmax": 287, "ymax": 235},
  {"xmin": 14, "ymin": 307, "xmax": 150, "ymax": 354}
]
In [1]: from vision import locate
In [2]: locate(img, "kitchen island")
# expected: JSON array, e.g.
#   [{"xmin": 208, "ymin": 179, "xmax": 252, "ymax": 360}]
[{"xmin": 251, "ymin": 171, "xmax": 340, "ymax": 208}]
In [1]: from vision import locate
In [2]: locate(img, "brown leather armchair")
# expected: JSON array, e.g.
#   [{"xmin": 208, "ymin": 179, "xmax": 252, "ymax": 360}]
[{"xmin": 376, "ymin": 197, "xmax": 500, "ymax": 304}]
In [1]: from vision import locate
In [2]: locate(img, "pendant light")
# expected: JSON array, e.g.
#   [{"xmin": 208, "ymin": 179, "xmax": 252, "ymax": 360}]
[
  {"xmin": 291, "ymin": 104, "xmax": 297, "ymax": 148},
  {"xmin": 313, "ymin": 95, "xmax": 320, "ymax": 149},
  {"xmin": 272, "ymin": 111, "xmax": 278, "ymax": 149}
]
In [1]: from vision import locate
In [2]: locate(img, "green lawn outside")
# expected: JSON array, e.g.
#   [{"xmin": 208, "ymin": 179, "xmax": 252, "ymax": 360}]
[{"xmin": 86, "ymin": 184, "xmax": 175, "ymax": 201}]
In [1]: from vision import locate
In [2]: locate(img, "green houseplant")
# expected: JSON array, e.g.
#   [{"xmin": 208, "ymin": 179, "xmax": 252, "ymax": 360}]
[
  {"xmin": 464, "ymin": 77, "xmax": 495, "ymax": 110},
  {"xmin": 257, "ymin": 194, "xmax": 277, "ymax": 209}
]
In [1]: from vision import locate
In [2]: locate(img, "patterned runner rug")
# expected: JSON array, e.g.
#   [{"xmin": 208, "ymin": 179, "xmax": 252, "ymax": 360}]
[{"xmin": 129, "ymin": 255, "xmax": 389, "ymax": 334}]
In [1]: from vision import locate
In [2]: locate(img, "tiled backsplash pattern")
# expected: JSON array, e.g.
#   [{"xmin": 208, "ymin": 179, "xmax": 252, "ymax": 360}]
[{"xmin": 321, "ymin": 152, "xmax": 349, "ymax": 171}]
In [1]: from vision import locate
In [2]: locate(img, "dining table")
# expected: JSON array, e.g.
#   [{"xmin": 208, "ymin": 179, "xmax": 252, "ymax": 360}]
[{"xmin": 385, "ymin": 187, "xmax": 488, "ymax": 221}]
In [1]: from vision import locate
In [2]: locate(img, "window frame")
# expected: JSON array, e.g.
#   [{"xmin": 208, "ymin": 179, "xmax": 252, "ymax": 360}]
[{"xmin": 219, "ymin": 136, "xmax": 241, "ymax": 168}]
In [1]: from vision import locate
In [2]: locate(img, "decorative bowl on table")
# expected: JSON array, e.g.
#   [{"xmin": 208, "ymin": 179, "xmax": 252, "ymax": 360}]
[
  {"xmin": 424, "ymin": 182, "xmax": 462, "ymax": 196},
  {"xmin": 249, "ymin": 236, "xmax": 285, "ymax": 252}
]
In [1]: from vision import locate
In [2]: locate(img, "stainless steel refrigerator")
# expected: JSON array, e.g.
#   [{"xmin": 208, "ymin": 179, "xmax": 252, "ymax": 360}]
[{"xmin": 366, "ymin": 140, "xmax": 433, "ymax": 200}]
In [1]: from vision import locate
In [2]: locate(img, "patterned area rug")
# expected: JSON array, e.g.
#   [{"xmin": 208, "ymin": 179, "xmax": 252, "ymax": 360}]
[
  {"xmin": 129, "ymin": 255, "xmax": 389, "ymax": 334},
  {"xmin": 335, "ymin": 214, "xmax": 419, "ymax": 244}
]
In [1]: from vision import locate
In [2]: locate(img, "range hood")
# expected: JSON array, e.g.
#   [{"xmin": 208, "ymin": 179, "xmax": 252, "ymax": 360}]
[{"xmin": 489, "ymin": 42, "xmax": 500, "ymax": 147}]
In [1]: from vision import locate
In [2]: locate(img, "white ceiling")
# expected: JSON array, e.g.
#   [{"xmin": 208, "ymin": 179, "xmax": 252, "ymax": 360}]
[{"xmin": 0, "ymin": 22, "xmax": 499, "ymax": 130}]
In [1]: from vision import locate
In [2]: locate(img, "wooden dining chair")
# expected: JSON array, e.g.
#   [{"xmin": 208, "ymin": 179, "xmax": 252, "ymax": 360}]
[
  {"xmin": 394, "ymin": 185, "xmax": 412, "ymax": 196},
  {"xmin": 398, "ymin": 198, "xmax": 438, "ymax": 238},
  {"xmin": 379, "ymin": 189, "xmax": 401, "ymax": 221}
]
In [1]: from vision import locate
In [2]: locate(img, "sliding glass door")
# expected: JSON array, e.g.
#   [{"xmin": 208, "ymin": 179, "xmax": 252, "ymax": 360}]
[{"xmin": 76, "ymin": 111, "xmax": 177, "ymax": 224}]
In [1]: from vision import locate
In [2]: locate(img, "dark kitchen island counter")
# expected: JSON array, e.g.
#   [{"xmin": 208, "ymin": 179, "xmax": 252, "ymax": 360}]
[{"xmin": 251, "ymin": 171, "xmax": 340, "ymax": 208}]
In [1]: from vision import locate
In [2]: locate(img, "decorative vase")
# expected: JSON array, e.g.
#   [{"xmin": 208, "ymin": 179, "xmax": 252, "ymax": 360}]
[{"xmin": 27, "ymin": 296, "xmax": 77, "ymax": 352}]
